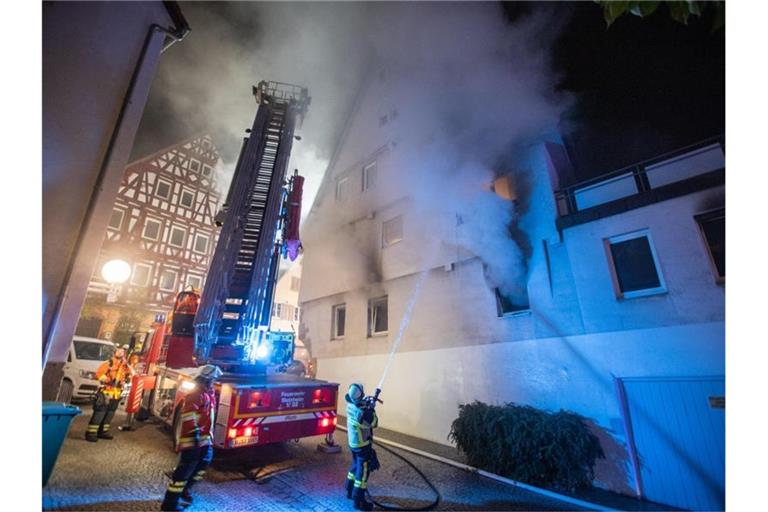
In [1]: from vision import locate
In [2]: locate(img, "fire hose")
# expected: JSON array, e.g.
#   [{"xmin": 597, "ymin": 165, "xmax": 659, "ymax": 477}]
[{"xmin": 356, "ymin": 389, "xmax": 442, "ymax": 511}]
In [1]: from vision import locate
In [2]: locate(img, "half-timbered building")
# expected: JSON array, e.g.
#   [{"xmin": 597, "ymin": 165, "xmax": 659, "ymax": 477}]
[{"xmin": 79, "ymin": 135, "xmax": 222, "ymax": 341}]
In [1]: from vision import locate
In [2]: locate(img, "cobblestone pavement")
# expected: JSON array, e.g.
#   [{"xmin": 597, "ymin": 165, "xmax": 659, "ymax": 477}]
[{"xmin": 43, "ymin": 407, "xmax": 583, "ymax": 511}]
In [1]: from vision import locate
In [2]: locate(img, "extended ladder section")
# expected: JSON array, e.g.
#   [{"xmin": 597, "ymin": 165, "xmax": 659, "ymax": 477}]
[{"xmin": 194, "ymin": 82, "xmax": 310, "ymax": 366}]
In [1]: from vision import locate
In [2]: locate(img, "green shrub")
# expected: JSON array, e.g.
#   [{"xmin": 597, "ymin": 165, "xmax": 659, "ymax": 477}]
[{"xmin": 448, "ymin": 401, "xmax": 604, "ymax": 491}]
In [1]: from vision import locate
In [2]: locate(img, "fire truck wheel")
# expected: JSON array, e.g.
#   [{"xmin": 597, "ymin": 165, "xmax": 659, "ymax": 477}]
[
  {"xmin": 172, "ymin": 406, "xmax": 183, "ymax": 452},
  {"xmin": 57, "ymin": 379, "xmax": 73, "ymax": 404}
]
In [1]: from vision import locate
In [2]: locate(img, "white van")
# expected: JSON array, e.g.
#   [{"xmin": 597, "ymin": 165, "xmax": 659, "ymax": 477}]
[{"xmin": 57, "ymin": 336, "xmax": 116, "ymax": 404}]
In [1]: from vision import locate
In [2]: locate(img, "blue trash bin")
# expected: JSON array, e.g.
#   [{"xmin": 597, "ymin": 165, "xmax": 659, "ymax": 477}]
[{"xmin": 42, "ymin": 402, "xmax": 81, "ymax": 486}]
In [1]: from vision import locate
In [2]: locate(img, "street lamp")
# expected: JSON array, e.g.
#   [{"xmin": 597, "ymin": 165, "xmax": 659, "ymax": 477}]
[{"xmin": 101, "ymin": 259, "xmax": 131, "ymax": 302}]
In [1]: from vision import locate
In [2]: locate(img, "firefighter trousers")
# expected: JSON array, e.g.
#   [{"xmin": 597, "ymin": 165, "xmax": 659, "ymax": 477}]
[
  {"xmin": 87, "ymin": 394, "xmax": 120, "ymax": 438},
  {"xmin": 161, "ymin": 445, "xmax": 213, "ymax": 511},
  {"xmin": 347, "ymin": 445, "xmax": 379, "ymax": 500}
]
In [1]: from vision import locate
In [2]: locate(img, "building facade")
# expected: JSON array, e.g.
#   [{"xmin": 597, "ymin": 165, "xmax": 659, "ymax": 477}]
[
  {"xmin": 78, "ymin": 135, "xmax": 222, "ymax": 344},
  {"xmin": 42, "ymin": 0, "xmax": 189, "ymax": 399},
  {"xmin": 299, "ymin": 72, "xmax": 724, "ymax": 509}
]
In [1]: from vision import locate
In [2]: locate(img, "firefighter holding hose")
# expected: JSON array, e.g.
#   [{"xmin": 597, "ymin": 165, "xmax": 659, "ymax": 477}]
[
  {"xmin": 161, "ymin": 364, "xmax": 222, "ymax": 512},
  {"xmin": 345, "ymin": 383, "xmax": 380, "ymax": 511},
  {"xmin": 85, "ymin": 346, "xmax": 132, "ymax": 442}
]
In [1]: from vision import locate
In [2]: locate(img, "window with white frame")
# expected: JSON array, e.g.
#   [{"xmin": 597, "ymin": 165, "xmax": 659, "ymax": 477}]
[
  {"xmin": 332, "ymin": 303, "xmax": 346, "ymax": 339},
  {"xmin": 189, "ymin": 159, "xmax": 201, "ymax": 173},
  {"xmin": 180, "ymin": 190, "xmax": 195, "ymax": 208},
  {"xmin": 274, "ymin": 303, "xmax": 283, "ymax": 318},
  {"xmin": 142, "ymin": 218, "xmax": 162, "ymax": 241},
  {"xmin": 186, "ymin": 274, "xmax": 203, "ymax": 290},
  {"xmin": 155, "ymin": 179, "xmax": 172, "ymax": 199},
  {"xmin": 367, "ymin": 296, "xmax": 388, "ymax": 336},
  {"xmin": 131, "ymin": 263, "xmax": 152, "ymax": 286},
  {"xmin": 335, "ymin": 176, "xmax": 349, "ymax": 202},
  {"xmin": 202, "ymin": 165, "xmax": 212, "ymax": 177},
  {"xmin": 202, "ymin": 139, "xmax": 211, "ymax": 150},
  {"xmin": 108, "ymin": 208, "xmax": 124, "ymax": 230},
  {"xmin": 382, "ymin": 216, "xmax": 403, "ymax": 247},
  {"xmin": 294, "ymin": 307, "xmax": 300, "ymax": 322},
  {"xmin": 169, "ymin": 226, "xmax": 186, "ymax": 248},
  {"xmin": 363, "ymin": 162, "xmax": 377, "ymax": 191},
  {"xmin": 605, "ymin": 230, "xmax": 666, "ymax": 299},
  {"xmin": 193, "ymin": 233, "xmax": 210, "ymax": 254},
  {"xmin": 159, "ymin": 269, "xmax": 177, "ymax": 291}
]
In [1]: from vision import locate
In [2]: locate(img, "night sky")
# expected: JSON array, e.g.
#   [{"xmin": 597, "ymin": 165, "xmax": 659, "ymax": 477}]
[{"xmin": 131, "ymin": 1, "xmax": 725, "ymax": 187}]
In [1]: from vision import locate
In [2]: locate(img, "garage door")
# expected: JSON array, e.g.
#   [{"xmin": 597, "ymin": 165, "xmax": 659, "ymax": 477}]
[{"xmin": 621, "ymin": 376, "xmax": 725, "ymax": 511}]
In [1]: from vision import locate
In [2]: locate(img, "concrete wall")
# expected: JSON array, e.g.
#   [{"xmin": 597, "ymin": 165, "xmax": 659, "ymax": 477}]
[{"xmin": 43, "ymin": 2, "xmax": 176, "ymax": 383}]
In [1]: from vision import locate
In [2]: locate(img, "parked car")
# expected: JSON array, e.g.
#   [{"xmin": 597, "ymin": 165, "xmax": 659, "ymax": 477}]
[{"xmin": 57, "ymin": 336, "xmax": 116, "ymax": 404}]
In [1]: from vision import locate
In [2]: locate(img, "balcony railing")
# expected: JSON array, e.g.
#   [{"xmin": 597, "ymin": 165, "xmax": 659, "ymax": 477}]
[{"xmin": 555, "ymin": 135, "xmax": 725, "ymax": 217}]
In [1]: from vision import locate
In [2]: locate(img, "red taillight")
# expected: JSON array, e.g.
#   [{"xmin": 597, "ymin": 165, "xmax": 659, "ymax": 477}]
[
  {"xmin": 312, "ymin": 388, "xmax": 331, "ymax": 405},
  {"xmin": 244, "ymin": 426, "xmax": 253, "ymax": 437},
  {"xmin": 228, "ymin": 428, "xmax": 237, "ymax": 439},
  {"xmin": 247, "ymin": 390, "xmax": 270, "ymax": 409},
  {"xmin": 320, "ymin": 418, "xmax": 330, "ymax": 428}
]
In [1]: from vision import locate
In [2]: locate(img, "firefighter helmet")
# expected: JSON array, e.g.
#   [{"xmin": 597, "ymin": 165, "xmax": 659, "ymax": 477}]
[
  {"xmin": 196, "ymin": 364, "xmax": 223, "ymax": 382},
  {"xmin": 348, "ymin": 382, "xmax": 365, "ymax": 402}
]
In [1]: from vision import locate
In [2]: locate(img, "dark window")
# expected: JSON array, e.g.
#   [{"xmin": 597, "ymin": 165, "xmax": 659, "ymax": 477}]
[
  {"xmin": 607, "ymin": 232, "xmax": 665, "ymax": 297},
  {"xmin": 108, "ymin": 209, "xmax": 124, "ymax": 230},
  {"xmin": 159, "ymin": 270, "xmax": 177, "ymax": 291},
  {"xmin": 696, "ymin": 209, "xmax": 725, "ymax": 281},
  {"xmin": 332, "ymin": 304, "xmax": 346, "ymax": 338},
  {"xmin": 194, "ymin": 234, "xmax": 209, "ymax": 253},
  {"xmin": 131, "ymin": 264, "xmax": 152, "ymax": 286},
  {"xmin": 368, "ymin": 297, "xmax": 388, "ymax": 336},
  {"xmin": 202, "ymin": 165, "xmax": 212, "ymax": 177},
  {"xmin": 142, "ymin": 219, "xmax": 161, "ymax": 240},
  {"xmin": 180, "ymin": 190, "xmax": 195, "ymax": 208},
  {"xmin": 155, "ymin": 180, "xmax": 171, "ymax": 199},
  {"xmin": 495, "ymin": 288, "xmax": 529, "ymax": 316},
  {"xmin": 169, "ymin": 227, "xmax": 186, "ymax": 247},
  {"xmin": 190, "ymin": 159, "xmax": 200, "ymax": 172},
  {"xmin": 73, "ymin": 341, "xmax": 115, "ymax": 361}
]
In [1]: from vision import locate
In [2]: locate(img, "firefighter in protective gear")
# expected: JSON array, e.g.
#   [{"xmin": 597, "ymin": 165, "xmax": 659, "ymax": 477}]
[
  {"xmin": 161, "ymin": 365, "xmax": 223, "ymax": 512},
  {"xmin": 345, "ymin": 383, "xmax": 379, "ymax": 511},
  {"xmin": 85, "ymin": 347, "xmax": 132, "ymax": 442}
]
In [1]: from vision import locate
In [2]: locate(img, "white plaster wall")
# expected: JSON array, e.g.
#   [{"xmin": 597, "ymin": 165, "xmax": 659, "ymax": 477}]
[{"xmin": 564, "ymin": 186, "xmax": 725, "ymax": 333}]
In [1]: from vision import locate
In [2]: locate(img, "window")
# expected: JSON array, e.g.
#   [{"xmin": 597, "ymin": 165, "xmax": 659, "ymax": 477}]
[
  {"xmin": 73, "ymin": 341, "xmax": 115, "ymax": 361},
  {"xmin": 142, "ymin": 218, "xmax": 162, "ymax": 241},
  {"xmin": 495, "ymin": 288, "xmax": 529, "ymax": 316},
  {"xmin": 335, "ymin": 176, "xmax": 349, "ymax": 202},
  {"xmin": 290, "ymin": 277, "xmax": 301, "ymax": 291},
  {"xmin": 194, "ymin": 233, "xmax": 210, "ymax": 254},
  {"xmin": 202, "ymin": 165, "xmax": 212, "ymax": 177},
  {"xmin": 155, "ymin": 179, "xmax": 171, "ymax": 199},
  {"xmin": 367, "ymin": 296, "xmax": 388, "ymax": 336},
  {"xmin": 605, "ymin": 230, "xmax": 666, "ymax": 299},
  {"xmin": 382, "ymin": 216, "xmax": 403, "ymax": 247},
  {"xmin": 108, "ymin": 208, "xmax": 124, "ymax": 230},
  {"xmin": 159, "ymin": 270, "xmax": 177, "ymax": 291},
  {"xmin": 332, "ymin": 304, "xmax": 346, "ymax": 339},
  {"xmin": 202, "ymin": 140, "xmax": 211, "ymax": 150},
  {"xmin": 187, "ymin": 275, "xmax": 203, "ymax": 290},
  {"xmin": 169, "ymin": 226, "xmax": 186, "ymax": 248},
  {"xmin": 294, "ymin": 307, "xmax": 300, "ymax": 321},
  {"xmin": 695, "ymin": 209, "xmax": 725, "ymax": 282},
  {"xmin": 274, "ymin": 303, "xmax": 283, "ymax": 318},
  {"xmin": 180, "ymin": 190, "xmax": 195, "ymax": 208},
  {"xmin": 363, "ymin": 162, "xmax": 377, "ymax": 191},
  {"xmin": 131, "ymin": 263, "xmax": 152, "ymax": 286},
  {"xmin": 189, "ymin": 159, "xmax": 201, "ymax": 173}
]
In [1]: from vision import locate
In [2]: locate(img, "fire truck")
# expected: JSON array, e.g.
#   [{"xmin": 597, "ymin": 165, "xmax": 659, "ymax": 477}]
[{"xmin": 125, "ymin": 81, "xmax": 340, "ymax": 451}]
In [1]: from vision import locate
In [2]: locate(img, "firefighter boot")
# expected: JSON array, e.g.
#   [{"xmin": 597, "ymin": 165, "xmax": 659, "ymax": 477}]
[
  {"xmin": 345, "ymin": 474, "xmax": 355, "ymax": 499},
  {"xmin": 353, "ymin": 489, "xmax": 374, "ymax": 511},
  {"xmin": 97, "ymin": 426, "xmax": 114, "ymax": 440},
  {"xmin": 85, "ymin": 423, "xmax": 99, "ymax": 442},
  {"xmin": 180, "ymin": 488, "xmax": 193, "ymax": 506},
  {"xmin": 160, "ymin": 491, "xmax": 184, "ymax": 512}
]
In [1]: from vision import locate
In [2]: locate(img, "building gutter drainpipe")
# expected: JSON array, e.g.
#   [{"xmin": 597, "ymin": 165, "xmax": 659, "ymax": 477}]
[
  {"xmin": 43, "ymin": 16, "xmax": 185, "ymax": 369},
  {"xmin": 159, "ymin": 1, "xmax": 191, "ymax": 52}
]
